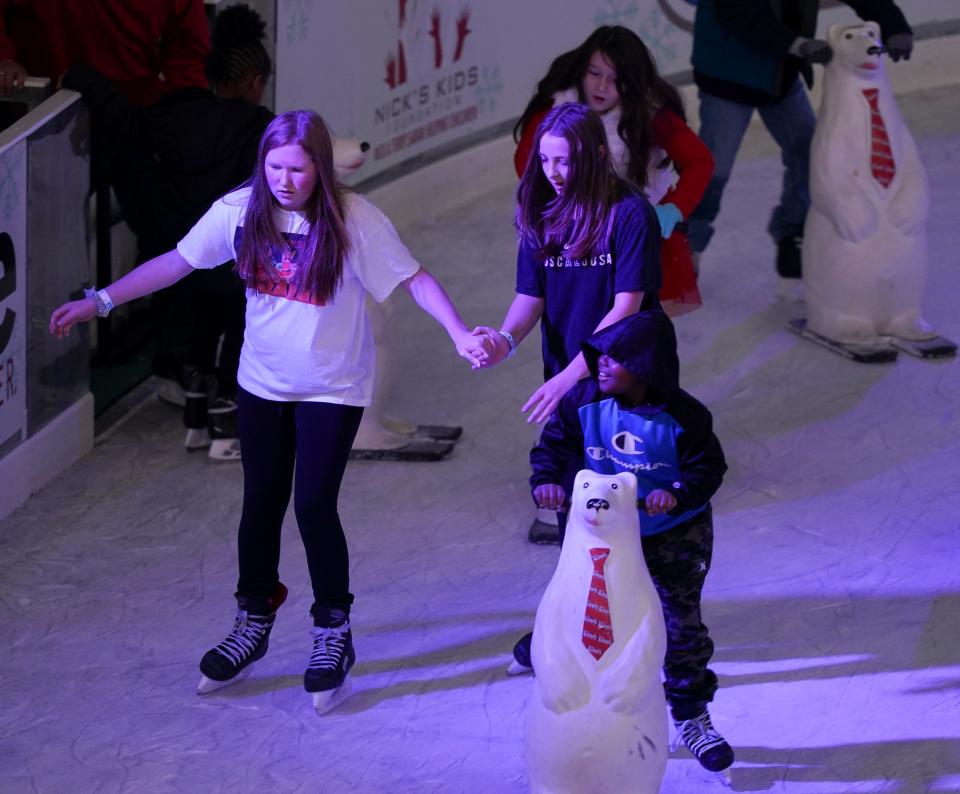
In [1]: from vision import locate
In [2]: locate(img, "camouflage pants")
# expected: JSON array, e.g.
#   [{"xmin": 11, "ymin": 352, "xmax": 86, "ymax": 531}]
[{"xmin": 642, "ymin": 505, "xmax": 719, "ymax": 719}]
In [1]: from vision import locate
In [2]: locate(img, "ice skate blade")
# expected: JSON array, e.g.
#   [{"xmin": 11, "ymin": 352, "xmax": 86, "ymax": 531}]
[
  {"xmin": 886, "ymin": 334, "xmax": 958, "ymax": 359},
  {"xmin": 506, "ymin": 659, "xmax": 534, "ymax": 677},
  {"xmin": 156, "ymin": 377, "xmax": 186, "ymax": 408},
  {"xmin": 197, "ymin": 665, "xmax": 253, "ymax": 695},
  {"xmin": 349, "ymin": 439, "xmax": 453, "ymax": 462},
  {"xmin": 788, "ymin": 318, "xmax": 897, "ymax": 363},
  {"xmin": 209, "ymin": 438, "xmax": 241, "ymax": 461},
  {"xmin": 711, "ymin": 768, "xmax": 733, "ymax": 788},
  {"xmin": 311, "ymin": 677, "xmax": 353, "ymax": 714},
  {"xmin": 185, "ymin": 428, "xmax": 211, "ymax": 451},
  {"xmin": 413, "ymin": 424, "xmax": 463, "ymax": 442}
]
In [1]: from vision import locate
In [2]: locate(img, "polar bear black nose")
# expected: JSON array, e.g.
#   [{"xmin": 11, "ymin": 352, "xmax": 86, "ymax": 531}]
[
  {"xmin": 586, "ymin": 498, "xmax": 610, "ymax": 512},
  {"xmin": 867, "ymin": 45, "xmax": 885, "ymax": 55}
]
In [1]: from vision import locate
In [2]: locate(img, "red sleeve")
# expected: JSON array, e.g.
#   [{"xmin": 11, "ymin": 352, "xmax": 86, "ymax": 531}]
[
  {"xmin": 159, "ymin": 0, "xmax": 210, "ymax": 92},
  {"xmin": 651, "ymin": 108, "xmax": 715, "ymax": 219},
  {"xmin": 513, "ymin": 108, "xmax": 549, "ymax": 178}
]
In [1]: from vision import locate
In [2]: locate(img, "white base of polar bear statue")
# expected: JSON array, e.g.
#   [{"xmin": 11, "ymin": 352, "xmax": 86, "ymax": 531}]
[
  {"xmin": 524, "ymin": 470, "xmax": 667, "ymax": 794},
  {"xmin": 803, "ymin": 22, "xmax": 936, "ymax": 346}
]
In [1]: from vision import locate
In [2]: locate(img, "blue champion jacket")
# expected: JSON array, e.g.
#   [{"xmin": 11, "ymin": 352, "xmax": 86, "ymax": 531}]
[{"xmin": 530, "ymin": 311, "xmax": 727, "ymax": 536}]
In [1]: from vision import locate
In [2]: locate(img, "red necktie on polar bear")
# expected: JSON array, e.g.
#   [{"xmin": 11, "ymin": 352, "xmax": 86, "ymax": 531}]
[
  {"xmin": 862, "ymin": 88, "xmax": 896, "ymax": 188},
  {"xmin": 582, "ymin": 547, "xmax": 614, "ymax": 660}
]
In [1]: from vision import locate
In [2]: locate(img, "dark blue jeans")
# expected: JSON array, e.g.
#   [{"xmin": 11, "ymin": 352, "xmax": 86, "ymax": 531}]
[
  {"xmin": 688, "ymin": 78, "xmax": 816, "ymax": 253},
  {"xmin": 235, "ymin": 387, "xmax": 363, "ymax": 612}
]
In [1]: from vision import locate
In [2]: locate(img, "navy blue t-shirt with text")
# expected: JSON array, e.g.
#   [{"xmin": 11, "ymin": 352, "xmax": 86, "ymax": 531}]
[{"xmin": 516, "ymin": 192, "xmax": 661, "ymax": 380}]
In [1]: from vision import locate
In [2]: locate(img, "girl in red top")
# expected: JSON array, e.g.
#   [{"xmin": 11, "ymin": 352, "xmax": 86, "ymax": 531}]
[{"xmin": 514, "ymin": 26, "xmax": 713, "ymax": 316}]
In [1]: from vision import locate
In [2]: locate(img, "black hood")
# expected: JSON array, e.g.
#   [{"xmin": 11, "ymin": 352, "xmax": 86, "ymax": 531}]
[{"xmin": 582, "ymin": 311, "xmax": 679, "ymax": 408}]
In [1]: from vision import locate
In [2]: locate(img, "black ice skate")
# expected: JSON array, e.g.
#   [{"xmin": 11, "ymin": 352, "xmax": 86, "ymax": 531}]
[
  {"xmin": 207, "ymin": 396, "xmax": 241, "ymax": 461},
  {"xmin": 506, "ymin": 631, "xmax": 534, "ymax": 676},
  {"xmin": 672, "ymin": 709, "xmax": 734, "ymax": 784},
  {"xmin": 304, "ymin": 609, "xmax": 355, "ymax": 714},
  {"xmin": 182, "ymin": 364, "xmax": 217, "ymax": 453},
  {"xmin": 197, "ymin": 582, "xmax": 288, "ymax": 695}
]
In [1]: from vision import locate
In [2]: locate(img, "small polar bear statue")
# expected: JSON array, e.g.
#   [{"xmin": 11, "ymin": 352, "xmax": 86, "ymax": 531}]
[
  {"xmin": 524, "ymin": 469, "xmax": 667, "ymax": 794},
  {"xmin": 332, "ymin": 136, "xmax": 369, "ymax": 179},
  {"xmin": 802, "ymin": 21, "xmax": 938, "ymax": 346}
]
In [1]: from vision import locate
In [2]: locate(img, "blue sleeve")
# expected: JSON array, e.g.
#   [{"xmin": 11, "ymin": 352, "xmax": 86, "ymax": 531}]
[
  {"xmin": 613, "ymin": 196, "xmax": 662, "ymax": 296},
  {"xmin": 516, "ymin": 239, "xmax": 543, "ymax": 297}
]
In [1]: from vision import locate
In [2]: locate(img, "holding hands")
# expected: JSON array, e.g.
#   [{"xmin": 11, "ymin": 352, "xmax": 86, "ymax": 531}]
[
  {"xmin": 455, "ymin": 327, "xmax": 498, "ymax": 369},
  {"xmin": 465, "ymin": 326, "xmax": 510, "ymax": 368}
]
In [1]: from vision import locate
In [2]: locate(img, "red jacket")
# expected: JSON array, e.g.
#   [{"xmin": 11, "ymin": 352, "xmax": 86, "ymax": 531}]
[
  {"xmin": 0, "ymin": 0, "xmax": 209, "ymax": 105},
  {"xmin": 513, "ymin": 106, "xmax": 713, "ymax": 219}
]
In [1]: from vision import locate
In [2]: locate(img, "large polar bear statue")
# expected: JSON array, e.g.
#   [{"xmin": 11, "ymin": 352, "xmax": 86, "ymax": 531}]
[
  {"xmin": 524, "ymin": 470, "xmax": 667, "ymax": 794},
  {"xmin": 802, "ymin": 22, "xmax": 938, "ymax": 348}
]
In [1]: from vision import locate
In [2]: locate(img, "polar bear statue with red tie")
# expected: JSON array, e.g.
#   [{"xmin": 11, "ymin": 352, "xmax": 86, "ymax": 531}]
[{"xmin": 524, "ymin": 470, "xmax": 668, "ymax": 794}]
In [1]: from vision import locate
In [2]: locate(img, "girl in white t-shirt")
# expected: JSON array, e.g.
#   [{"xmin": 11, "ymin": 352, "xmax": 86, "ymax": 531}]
[{"xmin": 50, "ymin": 109, "xmax": 491, "ymax": 713}]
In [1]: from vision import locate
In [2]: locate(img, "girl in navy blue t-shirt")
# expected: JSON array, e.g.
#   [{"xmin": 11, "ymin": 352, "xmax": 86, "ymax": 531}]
[{"xmin": 476, "ymin": 102, "xmax": 662, "ymax": 423}]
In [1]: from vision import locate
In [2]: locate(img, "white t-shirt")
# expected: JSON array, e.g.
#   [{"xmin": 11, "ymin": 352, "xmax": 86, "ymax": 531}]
[{"xmin": 177, "ymin": 187, "xmax": 420, "ymax": 405}]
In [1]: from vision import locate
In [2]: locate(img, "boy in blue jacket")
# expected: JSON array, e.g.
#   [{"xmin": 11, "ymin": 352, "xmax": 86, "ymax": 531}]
[{"xmin": 526, "ymin": 310, "xmax": 732, "ymax": 773}]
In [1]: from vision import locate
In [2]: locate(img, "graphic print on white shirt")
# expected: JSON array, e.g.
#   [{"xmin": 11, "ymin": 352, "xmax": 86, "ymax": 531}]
[{"xmin": 176, "ymin": 188, "xmax": 420, "ymax": 405}]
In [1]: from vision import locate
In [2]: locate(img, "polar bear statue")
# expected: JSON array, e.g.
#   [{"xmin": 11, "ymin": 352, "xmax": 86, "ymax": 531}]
[
  {"xmin": 524, "ymin": 470, "xmax": 667, "ymax": 794},
  {"xmin": 802, "ymin": 22, "xmax": 938, "ymax": 348}
]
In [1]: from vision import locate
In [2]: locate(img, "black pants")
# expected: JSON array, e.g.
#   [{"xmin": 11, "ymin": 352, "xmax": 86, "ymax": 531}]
[
  {"xmin": 235, "ymin": 387, "xmax": 363, "ymax": 612},
  {"xmin": 642, "ymin": 506, "xmax": 719, "ymax": 719}
]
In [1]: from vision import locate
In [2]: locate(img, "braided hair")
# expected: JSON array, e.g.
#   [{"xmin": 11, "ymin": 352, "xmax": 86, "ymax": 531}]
[{"xmin": 206, "ymin": 5, "xmax": 272, "ymax": 87}]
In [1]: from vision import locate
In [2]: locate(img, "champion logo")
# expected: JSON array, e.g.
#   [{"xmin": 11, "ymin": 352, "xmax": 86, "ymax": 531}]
[
  {"xmin": 611, "ymin": 430, "xmax": 645, "ymax": 455},
  {"xmin": 586, "ymin": 445, "xmax": 670, "ymax": 473}
]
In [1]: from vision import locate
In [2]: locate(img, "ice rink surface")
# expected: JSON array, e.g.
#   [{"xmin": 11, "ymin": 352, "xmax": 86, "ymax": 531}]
[{"xmin": 2, "ymin": 74, "xmax": 959, "ymax": 793}]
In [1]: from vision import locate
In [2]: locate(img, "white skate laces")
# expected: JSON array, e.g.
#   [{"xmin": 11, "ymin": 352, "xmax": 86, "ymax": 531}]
[
  {"xmin": 671, "ymin": 710, "xmax": 735, "ymax": 773},
  {"xmin": 215, "ymin": 609, "xmax": 272, "ymax": 666},
  {"xmin": 307, "ymin": 622, "xmax": 351, "ymax": 675}
]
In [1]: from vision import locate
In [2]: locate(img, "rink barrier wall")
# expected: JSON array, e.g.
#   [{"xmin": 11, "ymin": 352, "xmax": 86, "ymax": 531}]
[{"xmin": 0, "ymin": 90, "xmax": 92, "ymax": 521}]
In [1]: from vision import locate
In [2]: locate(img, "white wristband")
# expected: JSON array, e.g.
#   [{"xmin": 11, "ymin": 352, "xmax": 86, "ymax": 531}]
[
  {"xmin": 84, "ymin": 287, "xmax": 114, "ymax": 317},
  {"xmin": 498, "ymin": 329, "xmax": 517, "ymax": 358}
]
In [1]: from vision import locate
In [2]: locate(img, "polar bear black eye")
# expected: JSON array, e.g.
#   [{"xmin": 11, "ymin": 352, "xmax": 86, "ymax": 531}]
[
  {"xmin": 611, "ymin": 483, "xmax": 618, "ymax": 489},
  {"xmin": 844, "ymin": 33, "xmax": 852, "ymax": 39},
  {"xmin": 583, "ymin": 481, "xmax": 589, "ymax": 488}
]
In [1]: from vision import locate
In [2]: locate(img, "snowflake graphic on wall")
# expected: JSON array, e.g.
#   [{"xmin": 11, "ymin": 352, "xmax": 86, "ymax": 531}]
[
  {"xmin": 593, "ymin": 0, "xmax": 640, "ymax": 27},
  {"xmin": 283, "ymin": 0, "xmax": 312, "ymax": 45},
  {"xmin": 0, "ymin": 146, "xmax": 24, "ymax": 224},
  {"xmin": 474, "ymin": 65, "xmax": 504, "ymax": 115},
  {"xmin": 636, "ymin": 7, "xmax": 678, "ymax": 65}
]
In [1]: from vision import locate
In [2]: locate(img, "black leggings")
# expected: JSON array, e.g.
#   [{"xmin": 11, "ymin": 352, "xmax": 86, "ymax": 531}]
[{"xmin": 235, "ymin": 387, "xmax": 363, "ymax": 611}]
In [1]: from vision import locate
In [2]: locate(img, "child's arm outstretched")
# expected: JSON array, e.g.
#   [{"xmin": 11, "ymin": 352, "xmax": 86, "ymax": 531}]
[
  {"xmin": 522, "ymin": 290, "xmax": 645, "ymax": 423},
  {"xmin": 49, "ymin": 250, "xmax": 195, "ymax": 337},
  {"xmin": 529, "ymin": 385, "xmax": 586, "ymax": 511},
  {"xmin": 401, "ymin": 266, "xmax": 495, "ymax": 369}
]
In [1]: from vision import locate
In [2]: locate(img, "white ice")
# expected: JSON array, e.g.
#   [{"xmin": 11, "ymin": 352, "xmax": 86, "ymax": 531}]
[{"xmin": 2, "ymin": 61, "xmax": 959, "ymax": 794}]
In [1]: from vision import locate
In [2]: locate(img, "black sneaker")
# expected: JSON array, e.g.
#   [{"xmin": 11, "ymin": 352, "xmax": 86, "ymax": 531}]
[
  {"xmin": 197, "ymin": 583, "xmax": 288, "ymax": 694},
  {"xmin": 672, "ymin": 709, "xmax": 735, "ymax": 772},
  {"xmin": 776, "ymin": 234, "xmax": 803, "ymax": 279}
]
